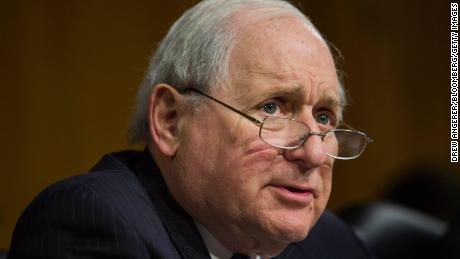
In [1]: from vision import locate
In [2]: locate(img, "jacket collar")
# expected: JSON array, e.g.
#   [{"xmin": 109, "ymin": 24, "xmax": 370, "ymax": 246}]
[{"xmin": 94, "ymin": 149, "xmax": 211, "ymax": 259}]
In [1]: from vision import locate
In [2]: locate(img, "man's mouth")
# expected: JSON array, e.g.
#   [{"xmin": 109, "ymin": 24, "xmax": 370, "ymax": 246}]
[
  {"xmin": 285, "ymin": 186, "xmax": 308, "ymax": 193},
  {"xmin": 269, "ymin": 184, "xmax": 315, "ymax": 205}
]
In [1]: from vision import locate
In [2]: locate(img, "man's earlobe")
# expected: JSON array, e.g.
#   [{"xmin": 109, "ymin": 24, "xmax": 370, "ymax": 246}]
[{"xmin": 148, "ymin": 84, "xmax": 183, "ymax": 157}]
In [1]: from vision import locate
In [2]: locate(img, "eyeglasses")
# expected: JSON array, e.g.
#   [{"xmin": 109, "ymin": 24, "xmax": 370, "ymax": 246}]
[{"xmin": 181, "ymin": 88, "xmax": 373, "ymax": 160}]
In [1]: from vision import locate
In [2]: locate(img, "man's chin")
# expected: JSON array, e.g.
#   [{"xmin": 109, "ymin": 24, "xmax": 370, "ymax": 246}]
[
  {"xmin": 250, "ymin": 227, "xmax": 310, "ymax": 258},
  {"xmin": 234, "ymin": 211, "xmax": 313, "ymax": 256},
  {"xmin": 258, "ymin": 215, "xmax": 312, "ymax": 243},
  {"xmin": 274, "ymin": 225, "xmax": 310, "ymax": 243}
]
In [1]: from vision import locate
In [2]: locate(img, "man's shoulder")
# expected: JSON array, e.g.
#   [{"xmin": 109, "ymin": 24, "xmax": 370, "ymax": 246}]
[
  {"xmin": 35, "ymin": 150, "xmax": 147, "ymax": 202},
  {"xmin": 17, "ymin": 150, "xmax": 156, "ymax": 227},
  {"xmin": 8, "ymin": 150, "xmax": 177, "ymax": 258}
]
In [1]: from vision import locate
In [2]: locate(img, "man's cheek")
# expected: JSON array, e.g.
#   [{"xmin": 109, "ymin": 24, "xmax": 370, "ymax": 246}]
[{"xmin": 237, "ymin": 141, "xmax": 280, "ymax": 163}]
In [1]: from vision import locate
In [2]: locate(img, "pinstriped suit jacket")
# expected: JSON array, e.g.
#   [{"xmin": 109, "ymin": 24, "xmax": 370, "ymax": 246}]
[{"xmin": 8, "ymin": 149, "xmax": 374, "ymax": 259}]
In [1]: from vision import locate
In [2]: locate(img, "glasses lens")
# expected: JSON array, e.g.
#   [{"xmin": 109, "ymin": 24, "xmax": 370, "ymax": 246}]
[
  {"xmin": 323, "ymin": 130, "xmax": 368, "ymax": 159},
  {"xmin": 260, "ymin": 117, "xmax": 369, "ymax": 159},
  {"xmin": 260, "ymin": 117, "xmax": 309, "ymax": 148}
]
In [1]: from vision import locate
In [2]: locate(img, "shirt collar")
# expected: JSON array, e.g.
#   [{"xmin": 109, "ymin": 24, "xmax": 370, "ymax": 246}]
[
  {"xmin": 195, "ymin": 223, "xmax": 266, "ymax": 259},
  {"xmin": 196, "ymin": 223, "xmax": 233, "ymax": 259}
]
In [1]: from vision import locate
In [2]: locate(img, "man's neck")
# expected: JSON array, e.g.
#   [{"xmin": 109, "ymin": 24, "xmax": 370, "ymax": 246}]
[{"xmin": 195, "ymin": 223, "xmax": 265, "ymax": 259}]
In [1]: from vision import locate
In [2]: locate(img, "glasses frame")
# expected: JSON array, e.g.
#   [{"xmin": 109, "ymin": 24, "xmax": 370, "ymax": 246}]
[{"xmin": 181, "ymin": 88, "xmax": 373, "ymax": 160}]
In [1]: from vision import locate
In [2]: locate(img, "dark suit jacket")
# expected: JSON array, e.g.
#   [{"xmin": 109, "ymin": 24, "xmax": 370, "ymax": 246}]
[{"xmin": 8, "ymin": 150, "xmax": 374, "ymax": 259}]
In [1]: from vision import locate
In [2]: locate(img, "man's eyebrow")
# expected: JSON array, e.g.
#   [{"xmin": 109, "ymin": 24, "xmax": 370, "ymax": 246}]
[
  {"xmin": 259, "ymin": 83, "xmax": 305, "ymax": 99},
  {"xmin": 318, "ymin": 95, "xmax": 344, "ymax": 122},
  {"xmin": 319, "ymin": 95, "xmax": 343, "ymax": 109},
  {"xmin": 240, "ymin": 84, "xmax": 304, "ymax": 111}
]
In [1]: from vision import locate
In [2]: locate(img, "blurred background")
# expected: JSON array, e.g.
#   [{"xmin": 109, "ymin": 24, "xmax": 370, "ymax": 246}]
[{"xmin": 0, "ymin": 0, "xmax": 457, "ymax": 251}]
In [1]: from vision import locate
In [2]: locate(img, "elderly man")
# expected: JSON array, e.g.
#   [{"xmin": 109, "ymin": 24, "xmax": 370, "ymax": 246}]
[{"xmin": 8, "ymin": 0, "xmax": 373, "ymax": 258}]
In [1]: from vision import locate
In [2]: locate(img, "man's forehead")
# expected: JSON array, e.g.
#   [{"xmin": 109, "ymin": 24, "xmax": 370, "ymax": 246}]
[{"xmin": 221, "ymin": 14, "xmax": 342, "ymax": 110}]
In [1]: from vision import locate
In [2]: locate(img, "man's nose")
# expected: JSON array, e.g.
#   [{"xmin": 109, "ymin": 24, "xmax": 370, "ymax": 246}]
[{"xmin": 284, "ymin": 124, "xmax": 328, "ymax": 168}]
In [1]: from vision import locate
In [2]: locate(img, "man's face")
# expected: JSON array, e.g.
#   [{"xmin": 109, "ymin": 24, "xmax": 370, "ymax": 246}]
[{"xmin": 168, "ymin": 15, "xmax": 341, "ymax": 255}]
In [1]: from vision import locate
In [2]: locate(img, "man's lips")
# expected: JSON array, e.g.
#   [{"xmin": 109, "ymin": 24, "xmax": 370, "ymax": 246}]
[{"xmin": 268, "ymin": 183, "xmax": 316, "ymax": 205}]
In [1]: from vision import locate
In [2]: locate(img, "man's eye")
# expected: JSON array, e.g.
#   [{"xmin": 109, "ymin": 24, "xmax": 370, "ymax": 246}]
[
  {"xmin": 316, "ymin": 113, "xmax": 331, "ymax": 125},
  {"xmin": 261, "ymin": 103, "xmax": 280, "ymax": 115}
]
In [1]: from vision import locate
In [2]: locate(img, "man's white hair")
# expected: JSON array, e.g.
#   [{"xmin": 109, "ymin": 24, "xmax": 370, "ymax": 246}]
[{"xmin": 129, "ymin": 0, "xmax": 345, "ymax": 143}]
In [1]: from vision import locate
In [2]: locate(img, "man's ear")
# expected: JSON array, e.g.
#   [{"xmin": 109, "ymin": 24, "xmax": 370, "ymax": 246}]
[{"xmin": 148, "ymin": 84, "xmax": 184, "ymax": 157}]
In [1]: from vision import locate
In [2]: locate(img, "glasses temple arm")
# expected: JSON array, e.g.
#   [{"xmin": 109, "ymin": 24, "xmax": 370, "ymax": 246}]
[
  {"xmin": 182, "ymin": 88, "xmax": 263, "ymax": 125},
  {"xmin": 340, "ymin": 121, "xmax": 374, "ymax": 143}
]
